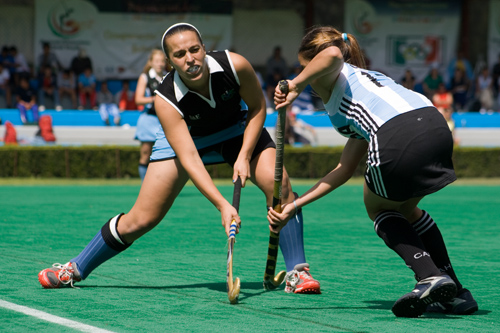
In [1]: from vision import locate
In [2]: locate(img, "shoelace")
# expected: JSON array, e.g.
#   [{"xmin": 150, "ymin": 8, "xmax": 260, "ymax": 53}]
[
  {"xmin": 52, "ymin": 263, "xmax": 76, "ymax": 288},
  {"xmin": 285, "ymin": 270, "xmax": 300, "ymax": 287}
]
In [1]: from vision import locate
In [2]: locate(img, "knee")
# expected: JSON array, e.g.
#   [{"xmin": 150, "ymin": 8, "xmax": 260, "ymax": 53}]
[{"xmin": 118, "ymin": 212, "xmax": 161, "ymax": 237}]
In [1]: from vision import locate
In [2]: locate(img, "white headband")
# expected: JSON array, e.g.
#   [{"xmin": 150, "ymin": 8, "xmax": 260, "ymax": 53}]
[{"xmin": 161, "ymin": 22, "xmax": 202, "ymax": 55}]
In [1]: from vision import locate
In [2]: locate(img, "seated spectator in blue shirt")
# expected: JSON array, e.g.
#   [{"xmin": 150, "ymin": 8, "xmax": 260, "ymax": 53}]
[
  {"xmin": 97, "ymin": 81, "xmax": 121, "ymax": 126},
  {"xmin": 16, "ymin": 76, "xmax": 39, "ymax": 124},
  {"xmin": 78, "ymin": 67, "xmax": 97, "ymax": 109}
]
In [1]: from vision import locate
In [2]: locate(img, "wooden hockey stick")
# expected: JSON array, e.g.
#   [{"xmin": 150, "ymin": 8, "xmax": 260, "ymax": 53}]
[
  {"xmin": 227, "ymin": 176, "xmax": 242, "ymax": 304},
  {"xmin": 263, "ymin": 80, "xmax": 288, "ymax": 290}
]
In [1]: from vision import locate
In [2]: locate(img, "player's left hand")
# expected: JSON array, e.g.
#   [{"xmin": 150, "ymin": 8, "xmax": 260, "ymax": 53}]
[{"xmin": 232, "ymin": 158, "xmax": 251, "ymax": 187}]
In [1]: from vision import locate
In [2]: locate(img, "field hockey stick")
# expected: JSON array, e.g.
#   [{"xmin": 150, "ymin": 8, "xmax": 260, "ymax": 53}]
[
  {"xmin": 263, "ymin": 80, "xmax": 288, "ymax": 290},
  {"xmin": 227, "ymin": 176, "xmax": 242, "ymax": 304}
]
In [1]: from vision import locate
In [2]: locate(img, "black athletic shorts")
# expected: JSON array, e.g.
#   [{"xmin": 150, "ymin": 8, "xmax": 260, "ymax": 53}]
[
  {"xmin": 365, "ymin": 107, "xmax": 456, "ymax": 201},
  {"xmin": 197, "ymin": 128, "xmax": 276, "ymax": 166}
]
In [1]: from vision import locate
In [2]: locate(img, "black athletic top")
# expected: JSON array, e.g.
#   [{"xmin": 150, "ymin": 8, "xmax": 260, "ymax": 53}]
[
  {"xmin": 155, "ymin": 50, "xmax": 246, "ymax": 137},
  {"xmin": 145, "ymin": 68, "xmax": 162, "ymax": 116}
]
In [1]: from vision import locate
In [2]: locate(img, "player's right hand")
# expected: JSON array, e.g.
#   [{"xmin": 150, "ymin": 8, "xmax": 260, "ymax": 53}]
[
  {"xmin": 274, "ymin": 80, "xmax": 299, "ymax": 110},
  {"xmin": 221, "ymin": 203, "xmax": 241, "ymax": 237},
  {"xmin": 267, "ymin": 203, "xmax": 294, "ymax": 233}
]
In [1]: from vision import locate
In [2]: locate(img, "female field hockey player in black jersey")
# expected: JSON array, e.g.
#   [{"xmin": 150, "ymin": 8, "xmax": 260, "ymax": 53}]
[
  {"xmin": 134, "ymin": 49, "xmax": 168, "ymax": 181},
  {"xmin": 267, "ymin": 26, "xmax": 477, "ymax": 317},
  {"xmin": 39, "ymin": 23, "xmax": 320, "ymax": 294}
]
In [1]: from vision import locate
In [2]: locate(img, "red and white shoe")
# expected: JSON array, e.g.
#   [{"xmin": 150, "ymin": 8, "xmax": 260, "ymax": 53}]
[
  {"xmin": 38, "ymin": 262, "xmax": 81, "ymax": 288},
  {"xmin": 284, "ymin": 263, "xmax": 321, "ymax": 294}
]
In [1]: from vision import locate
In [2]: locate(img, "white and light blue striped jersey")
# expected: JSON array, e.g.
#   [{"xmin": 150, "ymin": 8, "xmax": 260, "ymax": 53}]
[{"xmin": 324, "ymin": 63, "xmax": 433, "ymax": 141}]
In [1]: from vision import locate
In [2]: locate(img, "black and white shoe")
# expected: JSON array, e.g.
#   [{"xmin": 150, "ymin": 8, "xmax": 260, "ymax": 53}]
[
  {"xmin": 426, "ymin": 288, "xmax": 478, "ymax": 315},
  {"xmin": 392, "ymin": 274, "xmax": 457, "ymax": 318}
]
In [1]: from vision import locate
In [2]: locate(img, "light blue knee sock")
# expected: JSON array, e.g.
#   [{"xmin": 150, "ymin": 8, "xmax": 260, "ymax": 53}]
[{"xmin": 138, "ymin": 164, "xmax": 148, "ymax": 181}]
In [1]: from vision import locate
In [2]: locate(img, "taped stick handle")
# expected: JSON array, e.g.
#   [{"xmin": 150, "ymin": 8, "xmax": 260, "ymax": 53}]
[
  {"xmin": 228, "ymin": 176, "xmax": 242, "ymax": 239},
  {"xmin": 272, "ymin": 80, "xmax": 289, "ymax": 213},
  {"xmin": 232, "ymin": 176, "xmax": 242, "ymax": 211}
]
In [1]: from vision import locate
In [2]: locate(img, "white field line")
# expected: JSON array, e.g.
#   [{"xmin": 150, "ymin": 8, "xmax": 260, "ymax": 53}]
[{"xmin": 0, "ymin": 299, "xmax": 115, "ymax": 333}]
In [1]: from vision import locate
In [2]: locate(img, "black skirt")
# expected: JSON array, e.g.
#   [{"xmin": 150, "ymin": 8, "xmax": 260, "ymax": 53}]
[{"xmin": 365, "ymin": 107, "xmax": 456, "ymax": 201}]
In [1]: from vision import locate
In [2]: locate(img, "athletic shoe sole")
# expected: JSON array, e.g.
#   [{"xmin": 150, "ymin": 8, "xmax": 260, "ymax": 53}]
[{"xmin": 392, "ymin": 280, "xmax": 457, "ymax": 317}]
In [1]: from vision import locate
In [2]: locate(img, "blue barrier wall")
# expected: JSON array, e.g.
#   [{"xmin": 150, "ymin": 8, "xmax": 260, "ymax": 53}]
[
  {"xmin": 265, "ymin": 111, "xmax": 500, "ymax": 128},
  {"xmin": 1, "ymin": 109, "xmax": 499, "ymax": 128}
]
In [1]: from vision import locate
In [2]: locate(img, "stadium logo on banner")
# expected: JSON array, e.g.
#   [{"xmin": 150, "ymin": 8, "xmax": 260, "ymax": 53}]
[
  {"xmin": 350, "ymin": 0, "xmax": 377, "ymax": 35},
  {"xmin": 46, "ymin": 0, "xmax": 96, "ymax": 38},
  {"xmin": 387, "ymin": 35, "xmax": 445, "ymax": 67}
]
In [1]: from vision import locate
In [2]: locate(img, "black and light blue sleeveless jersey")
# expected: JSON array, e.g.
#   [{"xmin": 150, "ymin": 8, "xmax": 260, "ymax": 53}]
[
  {"xmin": 155, "ymin": 50, "xmax": 246, "ymax": 137},
  {"xmin": 325, "ymin": 63, "xmax": 433, "ymax": 141},
  {"xmin": 142, "ymin": 68, "xmax": 164, "ymax": 116}
]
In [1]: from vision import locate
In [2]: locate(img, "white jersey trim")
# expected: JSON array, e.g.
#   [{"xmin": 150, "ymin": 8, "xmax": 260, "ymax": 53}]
[{"xmin": 156, "ymin": 90, "xmax": 184, "ymax": 118}]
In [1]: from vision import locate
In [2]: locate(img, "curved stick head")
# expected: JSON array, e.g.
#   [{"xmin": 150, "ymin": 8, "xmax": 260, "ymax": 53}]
[
  {"xmin": 228, "ymin": 277, "xmax": 240, "ymax": 304},
  {"xmin": 263, "ymin": 270, "xmax": 286, "ymax": 290}
]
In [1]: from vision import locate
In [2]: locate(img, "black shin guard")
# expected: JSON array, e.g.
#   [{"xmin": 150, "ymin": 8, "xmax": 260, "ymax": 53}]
[
  {"xmin": 374, "ymin": 211, "xmax": 441, "ymax": 280},
  {"xmin": 101, "ymin": 213, "xmax": 132, "ymax": 251},
  {"xmin": 412, "ymin": 210, "xmax": 463, "ymax": 290}
]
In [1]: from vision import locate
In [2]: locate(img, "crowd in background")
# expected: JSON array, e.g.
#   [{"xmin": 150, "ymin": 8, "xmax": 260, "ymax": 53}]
[
  {"xmin": 1, "ymin": 42, "xmax": 500, "ymax": 129},
  {"xmin": 0, "ymin": 43, "xmax": 138, "ymax": 126}
]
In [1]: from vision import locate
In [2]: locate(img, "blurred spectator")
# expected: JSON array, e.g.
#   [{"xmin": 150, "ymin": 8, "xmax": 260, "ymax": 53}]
[
  {"xmin": 117, "ymin": 79, "xmax": 138, "ymax": 111},
  {"xmin": 449, "ymin": 68, "xmax": 470, "ymax": 112},
  {"xmin": 288, "ymin": 62, "xmax": 315, "ymax": 112},
  {"xmin": 16, "ymin": 76, "xmax": 39, "ymax": 124},
  {"xmin": 266, "ymin": 46, "xmax": 288, "ymax": 104},
  {"xmin": 97, "ymin": 81, "xmax": 121, "ymax": 126},
  {"xmin": 422, "ymin": 66, "xmax": 444, "ymax": 100},
  {"xmin": 433, "ymin": 83, "xmax": 459, "ymax": 146},
  {"xmin": 492, "ymin": 53, "xmax": 500, "ymax": 99},
  {"xmin": 0, "ymin": 62, "xmax": 12, "ymax": 108},
  {"xmin": 401, "ymin": 69, "xmax": 416, "ymax": 91},
  {"xmin": 78, "ymin": 67, "xmax": 97, "ymax": 109},
  {"xmin": 432, "ymin": 82, "xmax": 453, "ymax": 114},
  {"xmin": 9, "ymin": 46, "xmax": 30, "ymax": 84},
  {"xmin": 475, "ymin": 66, "xmax": 494, "ymax": 113},
  {"xmin": 71, "ymin": 48, "xmax": 93, "ymax": 80},
  {"xmin": 255, "ymin": 70, "xmax": 272, "ymax": 112},
  {"xmin": 0, "ymin": 45, "xmax": 16, "ymax": 78},
  {"xmin": 447, "ymin": 50, "xmax": 474, "ymax": 83},
  {"xmin": 58, "ymin": 69, "xmax": 77, "ymax": 109},
  {"xmin": 37, "ymin": 42, "xmax": 62, "ymax": 75},
  {"xmin": 38, "ymin": 65, "xmax": 61, "ymax": 111},
  {"xmin": 283, "ymin": 105, "xmax": 316, "ymax": 146}
]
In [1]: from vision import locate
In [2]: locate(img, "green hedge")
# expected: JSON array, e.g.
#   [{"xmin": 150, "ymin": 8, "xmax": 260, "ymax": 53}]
[{"xmin": 0, "ymin": 145, "xmax": 499, "ymax": 178}]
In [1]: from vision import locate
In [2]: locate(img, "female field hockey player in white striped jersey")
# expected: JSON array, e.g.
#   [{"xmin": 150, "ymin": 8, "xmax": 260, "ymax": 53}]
[
  {"xmin": 38, "ymin": 23, "xmax": 321, "ymax": 294},
  {"xmin": 267, "ymin": 25, "xmax": 477, "ymax": 317}
]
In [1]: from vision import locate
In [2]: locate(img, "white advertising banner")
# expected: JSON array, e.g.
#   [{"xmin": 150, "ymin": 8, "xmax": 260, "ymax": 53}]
[
  {"xmin": 34, "ymin": 0, "xmax": 232, "ymax": 79},
  {"xmin": 344, "ymin": 0, "xmax": 461, "ymax": 83},
  {"xmin": 488, "ymin": 0, "xmax": 500, "ymax": 68}
]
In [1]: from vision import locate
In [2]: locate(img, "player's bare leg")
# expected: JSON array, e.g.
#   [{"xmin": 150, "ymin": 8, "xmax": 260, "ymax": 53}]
[{"xmin": 38, "ymin": 159, "xmax": 189, "ymax": 288}]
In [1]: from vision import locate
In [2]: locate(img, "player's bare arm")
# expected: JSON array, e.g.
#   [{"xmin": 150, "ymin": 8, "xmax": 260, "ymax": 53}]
[
  {"xmin": 155, "ymin": 95, "xmax": 240, "ymax": 235},
  {"xmin": 229, "ymin": 52, "xmax": 267, "ymax": 186},
  {"xmin": 134, "ymin": 74, "xmax": 154, "ymax": 105}
]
